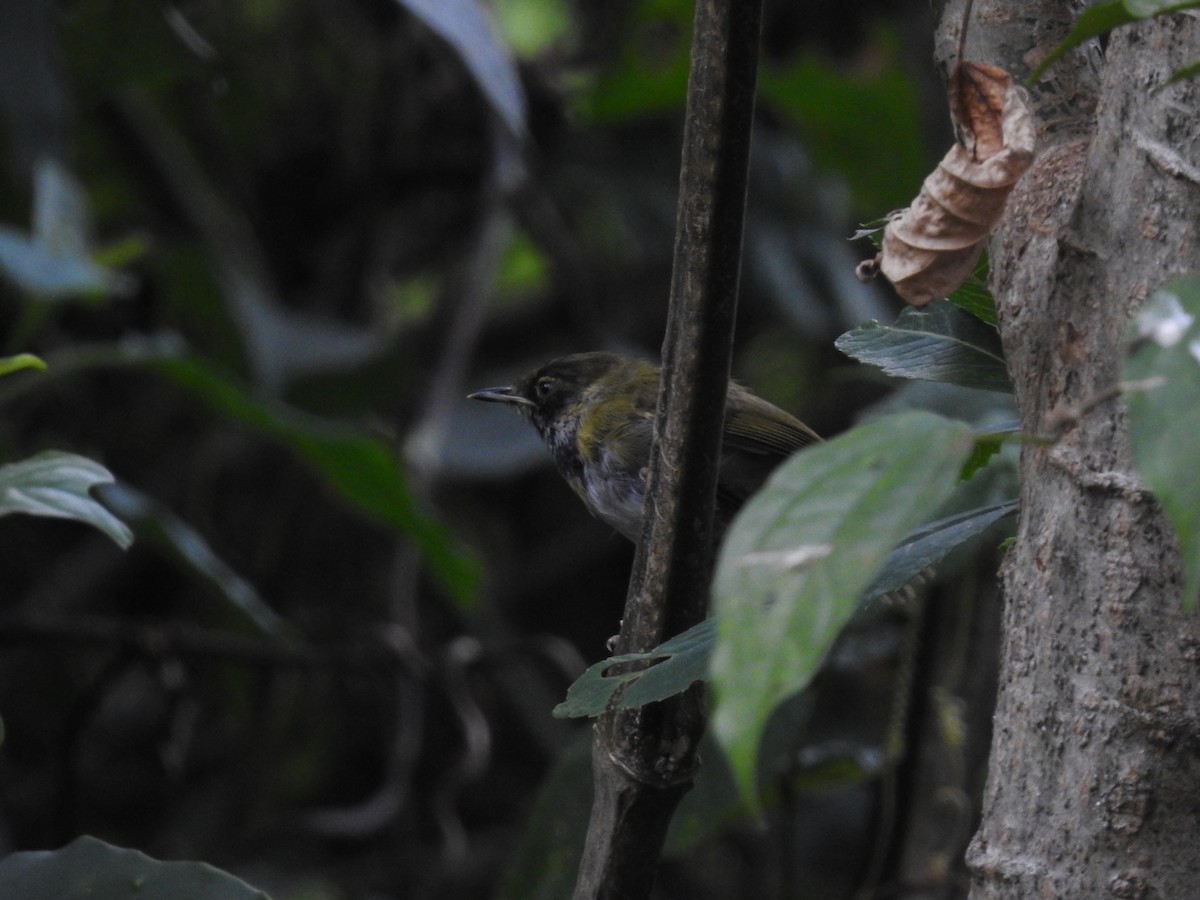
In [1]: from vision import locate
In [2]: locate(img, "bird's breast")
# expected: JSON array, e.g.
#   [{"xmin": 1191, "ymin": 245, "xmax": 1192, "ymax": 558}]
[{"xmin": 579, "ymin": 447, "xmax": 646, "ymax": 542}]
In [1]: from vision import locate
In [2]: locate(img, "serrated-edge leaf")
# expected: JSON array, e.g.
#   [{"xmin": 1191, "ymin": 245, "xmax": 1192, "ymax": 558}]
[
  {"xmin": 835, "ymin": 301, "xmax": 1011, "ymax": 392},
  {"xmin": 0, "ymin": 450, "xmax": 133, "ymax": 549},
  {"xmin": 0, "ymin": 835, "xmax": 270, "ymax": 900},
  {"xmin": 709, "ymin": 411, "xmax": 975, "ymax": 804}
]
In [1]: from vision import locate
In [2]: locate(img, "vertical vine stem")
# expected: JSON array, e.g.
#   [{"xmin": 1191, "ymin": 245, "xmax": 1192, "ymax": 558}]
[{"xmin": 571, "ymin": 0, "xmax": 765, "ymax": 896}]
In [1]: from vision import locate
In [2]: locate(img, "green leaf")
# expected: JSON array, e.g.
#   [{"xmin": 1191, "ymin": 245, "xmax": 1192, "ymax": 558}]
[
  {"xmin": 578, "ymin": 0, "xmax": 693, "ymax": 123},
  {"xmin": 0, "ymin": 835, "xmax": 270, "ymax": 899},
  {"xmin": 0, "ymin": 353, "xmax": 47, "ymax": 377},
  {"xmin": 835, "ymin": 301, "xmax": 1011, "ymax": 393},
  {"xmin": 0, "ymin": 450, "xmax": 133, "ymax": 549},
  {"xmin": 960, "ymin": 426, "xmax": 1016, "ymax": 481},
  {"xmin": 946, "ymin": 277, "xmax": 997, "ymax": 327},
  {"xmin": 1166, "ymin": 57, "xmax": 1200, "ymax": 85},
  {"xmin": 945, "ymin": 256, "xmax": 997, "ymax": 326},
  {"xmin": 1030, "ymin": 1, "xmax": 1200, "ymax": 83},
  {"xmin": 709, "ymin": 411, "xmax": 975, "ymax": 804},
  {"xmin": 494, "ymin": 0, "xmax": 571, "ymax": 57},
  {"xmin": 155, "ymin": 357, "xmax": 480, "ymax": 606},
  {"xmin": 555, "ymin": 494, "xmax": 1015, "ymax": 720},
  {"xmin": 553, "ymin": 619, "xmax": 715, "ymax": 718},
  {"xmin": 1124, "ymin": 0, "xmax": 1200, "ymax": 16},
  {"xmin": 861, "ymin": 500, "xmax": 1017, "ymax": 600},
  {"xmin": 1124, "ymin": 274, "xmax": 1200, "ymax": 609}
]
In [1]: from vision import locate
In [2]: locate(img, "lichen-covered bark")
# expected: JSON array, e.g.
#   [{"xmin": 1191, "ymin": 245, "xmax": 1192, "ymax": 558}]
[{"xmin": 945, "ymin": 3, "xmax": 1200, "ymax": 896}]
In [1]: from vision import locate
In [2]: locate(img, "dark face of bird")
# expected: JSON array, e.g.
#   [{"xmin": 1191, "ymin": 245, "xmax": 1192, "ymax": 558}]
[
  {"xmin": 470, "ymin": 351, "xmax": 820, "ymax": 542},
  {"xmin": 468, "ymin": 353, "xmax": 635, "ymax": 490}
]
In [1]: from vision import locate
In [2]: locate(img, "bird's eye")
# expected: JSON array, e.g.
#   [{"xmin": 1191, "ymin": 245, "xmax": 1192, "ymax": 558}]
[{"xmin": 536, "ymin": 377, "xmax": 554, "ymax": 398}]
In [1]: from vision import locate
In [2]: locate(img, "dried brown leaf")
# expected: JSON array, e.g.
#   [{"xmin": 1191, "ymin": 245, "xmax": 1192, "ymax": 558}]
[
  {"xmin": 951, "ymin": 61, "xmax": 1012, "ymax": 159},
  {"xmin": 859, "ymin": 62, "xmax": 1035, "ymax": 306}
]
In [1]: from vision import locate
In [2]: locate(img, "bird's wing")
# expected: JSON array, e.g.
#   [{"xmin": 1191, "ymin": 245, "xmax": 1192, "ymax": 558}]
[{"xmin": 722, "ymin": 392, "xmax": 821, "ymax": 459}]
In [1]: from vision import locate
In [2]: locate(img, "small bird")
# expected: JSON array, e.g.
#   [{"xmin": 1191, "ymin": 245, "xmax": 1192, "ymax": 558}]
[{"xmin": 469, "ymin": 352, "xmax": 820, "ymax": 541}]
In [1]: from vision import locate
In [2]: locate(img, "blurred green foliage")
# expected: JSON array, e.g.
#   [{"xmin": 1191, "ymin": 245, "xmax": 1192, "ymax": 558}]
[
  {"xmin": 760, "ymin": 30, "xmax": 929, "ymax": 213},
  {"xmin": 0, "ymin": 1, "xmax": 1008, "ymax": 898}
]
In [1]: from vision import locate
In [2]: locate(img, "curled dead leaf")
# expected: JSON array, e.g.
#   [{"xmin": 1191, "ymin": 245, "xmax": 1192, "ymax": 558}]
[{"xmin": 858, "ymin": 61, "xmax": 1035, "ymax": 306}]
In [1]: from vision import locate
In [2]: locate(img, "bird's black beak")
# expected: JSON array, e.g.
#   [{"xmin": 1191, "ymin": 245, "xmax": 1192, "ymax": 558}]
[{"xmin": 467, "ymin": 386, "xmax": 534, "ymax": 408}]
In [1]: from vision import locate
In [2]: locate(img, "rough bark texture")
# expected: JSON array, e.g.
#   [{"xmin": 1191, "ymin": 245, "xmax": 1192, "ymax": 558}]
[{"xmin": 948, "ymin": 2, "xmax": 1200, "ymax": 896}]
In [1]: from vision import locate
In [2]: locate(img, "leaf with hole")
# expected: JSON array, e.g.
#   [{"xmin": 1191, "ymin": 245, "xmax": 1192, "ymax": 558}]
[{"xmin": 553, "ymin": 619, "xmax": 715, "ymax": 719}]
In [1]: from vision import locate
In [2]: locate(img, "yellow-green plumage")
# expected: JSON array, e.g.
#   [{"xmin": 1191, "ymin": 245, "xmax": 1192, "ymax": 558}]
[{"xmin": 469, "ymin": 352, "xmax": 820, "ymax": 541}]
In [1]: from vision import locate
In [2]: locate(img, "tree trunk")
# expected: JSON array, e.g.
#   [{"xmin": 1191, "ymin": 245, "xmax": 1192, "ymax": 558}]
[{"xmin": 950, "ymin": 2, "xmax": 1200, "ymax": 896}]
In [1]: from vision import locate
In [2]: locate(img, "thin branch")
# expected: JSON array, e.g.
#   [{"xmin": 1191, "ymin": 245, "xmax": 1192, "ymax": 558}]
[
  {"xmin": 572, "ymin": 0, "xmax": 766, "ymax": 896},
  {"xmin": 0, "ymin": 612, "xmax": 427, "ymax": 676}
]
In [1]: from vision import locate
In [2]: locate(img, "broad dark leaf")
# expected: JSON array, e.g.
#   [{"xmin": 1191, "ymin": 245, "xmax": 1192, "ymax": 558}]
[
  {"xmin": 0, "ymin": 836, "xmax": 269, "ymax": 899},
  {"xmin": 835, "ymin": 301, "xmax": 1011, "ymax": 392},
  {"xmin": 862, "ymin": 500, "xmax": 1017, "ymax": 599}
]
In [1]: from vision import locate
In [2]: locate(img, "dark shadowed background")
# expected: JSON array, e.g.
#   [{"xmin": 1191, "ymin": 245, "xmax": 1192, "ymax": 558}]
[{"xmin": 0, "ymin": 1, "xmax": 1015, "ymax": 897}]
